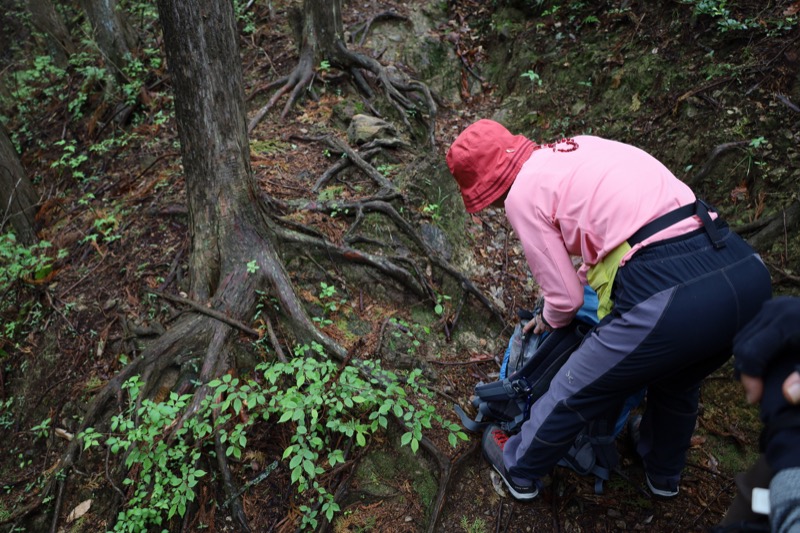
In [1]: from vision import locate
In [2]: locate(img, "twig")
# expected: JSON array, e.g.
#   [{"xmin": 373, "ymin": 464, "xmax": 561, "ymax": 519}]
[
  {"xmin": 48, "ymin": 470, "xmax": 67, "ymax": 533},
  {"xmin": 105, "ymin": 447, "xmax": 126, "ymax": 500},
  {"xmin": 222, "ymin": 460, "xmax": 279, "ymax": 508},
  {"xmin": 775, "ymin": 93, "xmax": 800, "ymax": 113},
  {"xmin": 264, "ymin": 316, "xmax": 288, "ymax": 363},
  {"xmin": 215, "ymin": 432, "xmax": 251, "ymax": 532},
  {"xmin": 430, "ymin": 356, "xmax": 495, "ymax": 365},
  {"xmin": 149, "ymin": 290, "xmax": 259, "ymax": 337}
]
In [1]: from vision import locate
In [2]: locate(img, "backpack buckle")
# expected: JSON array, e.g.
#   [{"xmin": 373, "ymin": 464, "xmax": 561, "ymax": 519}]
[{"xmin": 510, "ymin": 378, "xmax": 531, "ymax": 396}]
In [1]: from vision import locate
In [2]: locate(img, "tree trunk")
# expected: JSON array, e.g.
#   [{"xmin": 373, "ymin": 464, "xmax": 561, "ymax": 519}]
[
  {"xmin": 79, "ymin": 0, "xmax": 135, "ymax": 79},
  {"xmin": 25, "ymin": 0, "xmax": 75, "ymax": 68},
  {"xmin": 0, "ymin": 125, "xmax": 38, "ymax": 245},
  {"xmin": 302, "ymin": 0, "xmax": 343, "ymax": 60},
  {"xmin": 155, "ymin": 0, "xmax": 342, "ymax": 353}
]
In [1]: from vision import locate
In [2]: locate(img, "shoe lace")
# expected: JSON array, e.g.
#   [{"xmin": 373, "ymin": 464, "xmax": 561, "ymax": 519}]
[{"xmin": 492, "ymin": 429, "xmax": 509, "ymax": 449}]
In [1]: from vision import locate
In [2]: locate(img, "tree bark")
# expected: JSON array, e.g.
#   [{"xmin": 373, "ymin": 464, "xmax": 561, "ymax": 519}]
[
  {"xmin": 0, "ymin": 124, "xmax": 38, "ymax": 245},
  {"xmin": 301, "ymin": 0, "xmax": 343, "ymax": 59},
  {"xmin": 155, "ymin": 0, "xmax": 343, "ymax": 355},
  {"xmin": 25, "ymin": 0, "xmax": 75, "ymax": 68},
  {"xmin": 79, "ymin": 0, "xmax": 135, "ymax": 79}
]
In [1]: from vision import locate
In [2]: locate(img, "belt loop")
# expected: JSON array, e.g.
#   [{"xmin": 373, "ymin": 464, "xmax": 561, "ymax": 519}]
[{"xmin": 695, "ymin": 200, "xmax": 726, "ymax": 249}]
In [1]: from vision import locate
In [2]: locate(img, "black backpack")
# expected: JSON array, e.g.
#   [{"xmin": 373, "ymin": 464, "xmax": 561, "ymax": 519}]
[{"xmin": 455, "ymin": 314, "xmax": 620, "ymax": 493}]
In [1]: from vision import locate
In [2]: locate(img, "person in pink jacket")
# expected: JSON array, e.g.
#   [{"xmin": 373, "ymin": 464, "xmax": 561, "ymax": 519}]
[{"xmin": 447, "ymin": 119, "xmax": 771, "ymax": 500}]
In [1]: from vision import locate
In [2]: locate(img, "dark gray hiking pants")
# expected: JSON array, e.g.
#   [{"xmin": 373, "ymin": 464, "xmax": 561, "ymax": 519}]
[{"xmin": 504, "ymin": 225, "xmax": 772, "ymax": 486}]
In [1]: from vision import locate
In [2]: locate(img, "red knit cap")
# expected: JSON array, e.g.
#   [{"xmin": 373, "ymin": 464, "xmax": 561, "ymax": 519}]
[{"xmin": 446, "ymin": 119, "xmax": 537, "ymax": 213}]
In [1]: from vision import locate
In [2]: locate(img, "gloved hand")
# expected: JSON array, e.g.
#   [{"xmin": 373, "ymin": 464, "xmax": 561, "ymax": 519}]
[
  {"xmin": 734, "ymin": 296, "xmax": 800, "ymax": 382},
  {"xmin": 733, "ymin": 297, "xmax": 800, "ymax": 472}
]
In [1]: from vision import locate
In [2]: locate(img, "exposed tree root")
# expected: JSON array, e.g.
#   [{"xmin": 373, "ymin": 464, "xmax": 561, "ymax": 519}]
[
  {"xmin": 739, "ymin": 200, "xmax": 800, "ymax": 252},
  {"xmin": 281, "ymin": 196, "xmax": 506, "ymax": 324},
  {"xmin": 349, "ymin": 10, "xmax": 409, "ymax": 47},
  {"xmin": 272, "ymin": 221, "xmax": 431, "ymax": 298},
  {"xmin": 292, "ymin": 134, "xmax": 399, "ymax": 194},
  {"xmin": 425, "ymin": 439, "xmax": 479, "ymax": 533},
  {"xmin": 248, "ymin": 40, "xmax": 437, "ymax": 147},
  {"xmin": 687, "ymin": 140, "xmax": 751, "ymax": 187}
]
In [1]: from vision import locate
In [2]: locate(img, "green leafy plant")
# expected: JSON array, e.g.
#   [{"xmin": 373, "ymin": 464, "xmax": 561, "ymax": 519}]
[
  {"xmin": 460, "ymin": 516, "xmax": 488, "ymax": 533},
  {"xmin": 683, "ymin": 0, "xmax": 795, "ymax": 34},
  {"xmin": 79, "ymin": 341, "xmax": 467, "ymax": 530},
  {"xmin": 0, "ymin": 233, "xmax": 62, "ymax": 298},
  {"xmin": 376, "ymin": 163, "xmax": 398, "ymax": 177},
  {"xmin": 388, "ymin": 317, "xmax": 425, "ymax": 355},
  {"xmin": 0, "ymin": 398, "xmax": 15, "ymax": 430},
  {"xmin": 312, "ymin": 282, "xmax": 346, "ymax": 327},
  {"xmin": 422, "ymin": 202, "xmax": 442, "ymax": 222},
  {"xmin": 50, "ymin": 139, "xmax": 90, "ymax": 182},
  {"xmin": 434, "ymin": 293, "xmax": 451, "ymax": 317},
  {"xmin": 80, "ymin": 376, "xmax": 208, "ymax": 532},
  {"xmin": 521, "ymin": 70, "xmax": 542, "ymax": 87},
  {"xmin": 31, "ymin": 418, "xmax": 51, "ymax": 439}
]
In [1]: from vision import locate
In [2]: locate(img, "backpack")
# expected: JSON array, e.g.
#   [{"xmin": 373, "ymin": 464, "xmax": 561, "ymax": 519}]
[{"xmin": 455, "ymin": 302, "xmax": 621, "ymax": 494}]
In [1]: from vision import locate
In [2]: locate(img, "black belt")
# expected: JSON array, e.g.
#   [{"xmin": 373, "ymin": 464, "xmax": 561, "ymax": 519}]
[{"xmin": 628, "ymin": 200, "xmax": 726, "ymax": 249}]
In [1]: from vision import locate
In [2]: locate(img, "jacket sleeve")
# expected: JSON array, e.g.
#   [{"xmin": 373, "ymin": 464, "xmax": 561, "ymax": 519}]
[
  {"xmin": 734, "ymin": 297, "xmax": 800, "ymax": 377},
  {"xmin": 511, "ymin": 207, "xmax": 584, "ymax": 328}
]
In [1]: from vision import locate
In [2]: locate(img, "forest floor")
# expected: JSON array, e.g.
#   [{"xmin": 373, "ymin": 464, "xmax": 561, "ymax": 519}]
[{"xmin": 1, "ymin": 0, "xmax": 800, "ymax": 532}]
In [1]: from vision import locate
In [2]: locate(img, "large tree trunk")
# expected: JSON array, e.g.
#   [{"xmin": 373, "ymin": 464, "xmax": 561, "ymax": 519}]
[
  {"xmin": 0, "ymin": 125, "xmax": 38, "ymax": 245},
  {"xmin": 25, "ymin": 0, "xmax": 75, "ymax": 68},
  {"xmin": 79, "ymin": 0, "xmax": 135, "ymax": 79},
  {"xmin": 155, "ymin": 0, "xmax": 341, "ymax": 353},
  {"xmin": 301, "ymin": 0, "xmax": 343, "ymax": 59},
  {"xmin": 55, "ymin": 2, "xmax": 345, "ymax": 529}
]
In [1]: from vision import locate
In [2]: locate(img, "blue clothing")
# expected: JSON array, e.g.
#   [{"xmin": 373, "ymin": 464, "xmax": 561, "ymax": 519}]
[{"xmin": 503, "ymin": 224, "xmax": 771, "ymax": 484}]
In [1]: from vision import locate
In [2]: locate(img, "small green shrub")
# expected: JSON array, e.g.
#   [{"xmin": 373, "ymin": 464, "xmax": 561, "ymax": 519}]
[{"xmin": 78, "ymin": 342, "xmax": 467, "ymax": 530}]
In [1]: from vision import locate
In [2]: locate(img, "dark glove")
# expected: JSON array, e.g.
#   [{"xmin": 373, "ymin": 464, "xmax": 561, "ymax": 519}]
[
  {"xmin": 733, "ymin": 297, "xmax": 800, "ymax": 471},
  {"xmin": 733, "ymin": 296, "xmax": 800, "ymax": 378}
]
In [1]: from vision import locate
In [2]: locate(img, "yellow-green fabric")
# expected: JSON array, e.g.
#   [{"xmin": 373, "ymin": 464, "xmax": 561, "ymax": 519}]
[{"xmin": 586, "ymin": 242, "xmax": 631, "ymax": 320}]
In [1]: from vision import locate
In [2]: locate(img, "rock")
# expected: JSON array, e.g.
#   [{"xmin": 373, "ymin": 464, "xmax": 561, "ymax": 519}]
[
  {"xmin": 420, "ymin": 222, "xmax": 453, "ymax": 261},
  {"xmin": 346, "ymin": 114, "xmax": 398, "ymax": 145}
]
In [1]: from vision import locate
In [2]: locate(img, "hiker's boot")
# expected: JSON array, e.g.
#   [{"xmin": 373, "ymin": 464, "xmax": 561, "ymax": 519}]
[
  {"xmin": 645, "ymin": 473, "xmax": 680, "ymax": 498},
  {"xmin": 482, "ymin": 425, "xmax": 539, "ymax": 501},
  {"xmin": 629, "ymin": 415, "xmax": 680, "ymax": 498}
]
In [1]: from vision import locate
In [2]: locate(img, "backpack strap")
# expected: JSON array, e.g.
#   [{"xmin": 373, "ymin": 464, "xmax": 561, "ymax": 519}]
[
  {"xmin": 557, "ymin": 419, "xmax": 619, "ymax": 494},
  {"xmin": 454, "ymin": 403, "xmax": 489, "ymax": 433}
]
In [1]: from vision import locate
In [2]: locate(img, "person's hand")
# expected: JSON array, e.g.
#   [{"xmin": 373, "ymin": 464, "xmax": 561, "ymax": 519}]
[
  {"xmin": 741, "ymin": 371, "xmax": 800, "ymax": 405},
  {"xmin": 531, "ymin": 313, "xmax": 552, "ymax": 335},
  {"xmin": 782, "ymin": 371, "xmax": 800, "ymax": 404}
]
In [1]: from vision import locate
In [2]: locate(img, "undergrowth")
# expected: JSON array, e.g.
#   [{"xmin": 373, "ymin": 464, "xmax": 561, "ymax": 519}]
[{"xmin": 78, "ymin": 343, "xmax": 467, "ymax": 531}]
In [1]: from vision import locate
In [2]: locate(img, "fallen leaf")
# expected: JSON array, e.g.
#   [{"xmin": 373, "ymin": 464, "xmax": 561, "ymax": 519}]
[{"xmin": 67, "ymin": 499, "xmax": 92, "ymax": 523}]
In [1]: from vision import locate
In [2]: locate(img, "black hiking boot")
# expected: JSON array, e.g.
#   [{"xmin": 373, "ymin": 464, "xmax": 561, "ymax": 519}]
[{"xmin": 629, "ymin": 414, "xmax": 680, "ymax": 498}]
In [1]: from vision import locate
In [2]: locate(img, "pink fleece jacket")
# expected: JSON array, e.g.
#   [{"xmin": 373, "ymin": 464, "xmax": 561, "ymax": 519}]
[{"xmin": 504, "ymin": 136, "xmax": 704, "ymax": 328}]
